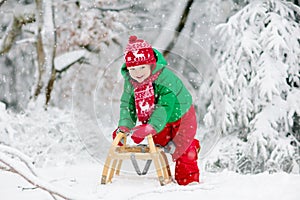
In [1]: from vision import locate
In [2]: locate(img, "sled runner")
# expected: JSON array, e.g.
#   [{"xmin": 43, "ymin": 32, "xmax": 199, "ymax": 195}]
[{"xmin": 101, "ymin": 131, "xmax": 172, "ymax": 186}]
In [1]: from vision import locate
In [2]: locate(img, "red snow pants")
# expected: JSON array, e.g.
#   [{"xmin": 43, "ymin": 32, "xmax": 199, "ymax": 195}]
[{"xmin": 152, "ymin": 106, "xmax": 200, "ymax": 185}]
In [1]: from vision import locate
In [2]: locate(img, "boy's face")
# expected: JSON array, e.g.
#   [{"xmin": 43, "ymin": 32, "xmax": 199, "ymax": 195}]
[{"xmin": 128, "ymin": 64, "xmax": 151, "ymax": 83}]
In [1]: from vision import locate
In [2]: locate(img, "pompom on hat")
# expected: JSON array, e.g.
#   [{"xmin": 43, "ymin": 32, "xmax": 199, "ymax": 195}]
[{"xmin": 124, "ymin": 35, "xmax": 156, "ymax": 68}]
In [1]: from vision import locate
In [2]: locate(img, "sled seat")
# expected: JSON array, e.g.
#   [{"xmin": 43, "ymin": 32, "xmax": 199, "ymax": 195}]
[{"xmin": 101, "ymin": 131, "xmax": 172, "ymax": 186}]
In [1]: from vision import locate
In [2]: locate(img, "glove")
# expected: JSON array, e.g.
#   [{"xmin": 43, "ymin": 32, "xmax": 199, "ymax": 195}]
[
  {"xmin": 112, "ymin": 126, "xmax": 130, "ymax": 146},
  {"xmin": 131, "ymin": 135, "xmax": 144, "ymax": 144},
  {"xmin": 164, "ymin": 141, "xmax": 176, "ymax": 154},
  {"xmin": 131, "ymin": 124, "xmax": 156, "ymax": 144}
]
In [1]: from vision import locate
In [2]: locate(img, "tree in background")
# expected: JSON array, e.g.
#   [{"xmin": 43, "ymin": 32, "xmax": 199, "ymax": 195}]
[
  {"xmin": 204, "ymin": 0, "xmax": 300, "ymax": 173},
  {"xmin": 0, "ymin": 0, "xmax": 130, "ymax": 109},
  {"xmin": 0, "ymin": 0, "xmax": 180, "ymax": 111}
]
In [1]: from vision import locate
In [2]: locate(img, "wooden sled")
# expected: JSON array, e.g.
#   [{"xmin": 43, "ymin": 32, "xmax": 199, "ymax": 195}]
[{"xmin": 101, "ymin": 131, "xmax": 172, "ymax": 186}]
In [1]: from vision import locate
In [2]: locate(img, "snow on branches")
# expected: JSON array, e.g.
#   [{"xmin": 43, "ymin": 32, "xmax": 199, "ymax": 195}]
[
  {"xmin": 0, "ymin": 144, "xmax": 97, "ymax": 200},
  {"xmin": 204, "ymin": 0, "xmax": 300, "ymax": 173},
  {"xmin": 55, "ymin": 0, "xmax": 129, "ymax": 53}
]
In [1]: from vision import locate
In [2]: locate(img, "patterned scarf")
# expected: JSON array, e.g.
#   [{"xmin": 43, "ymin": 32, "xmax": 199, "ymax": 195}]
[{"xmin": 130, "ymin": 70, "xmax": 161, "ymax": 123}]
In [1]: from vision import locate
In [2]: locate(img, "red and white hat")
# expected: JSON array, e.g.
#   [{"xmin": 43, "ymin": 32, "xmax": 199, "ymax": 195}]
[{"xmin": 124, "ymin": 35, "xmax": 156, "ymax": 68}]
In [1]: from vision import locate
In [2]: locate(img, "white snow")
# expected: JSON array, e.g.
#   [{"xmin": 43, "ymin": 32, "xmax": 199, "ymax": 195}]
[
  {"xmin": 54, "ymin": 50, "xmax": 86, "ymax": 71},
  {"xmin": 0, "ymin": 101, "xmax": 5, "ymax": 111},
  {"xmin": 0, "ymin": 163, "xmax": 299, "ymax": 200},
  {"xmin": 1, "ymin": 1, "xmax": 299, "ymax": 199}
]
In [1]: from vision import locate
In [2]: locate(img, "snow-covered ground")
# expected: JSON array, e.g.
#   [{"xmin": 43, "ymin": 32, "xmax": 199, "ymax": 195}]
[
  {"xmin": 1, "ymin": 161, "xmax": 299, "ymax": 200},
  {"xmin": 0, "ymin": 105, "xmax": 299, "ymax": 199}
]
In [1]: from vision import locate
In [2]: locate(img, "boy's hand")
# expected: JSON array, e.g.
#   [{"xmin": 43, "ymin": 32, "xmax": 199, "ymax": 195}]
[
  {"xmin": 112, "ymin": 126, "xmax": 130, "ymax": 146},
  {"xmin": 131, "ymin": 124, "xmax": 156, "ymax": 144},
  {"xmin": 117, "ymin": 126, "xmax": 130, "ymax": 134}
]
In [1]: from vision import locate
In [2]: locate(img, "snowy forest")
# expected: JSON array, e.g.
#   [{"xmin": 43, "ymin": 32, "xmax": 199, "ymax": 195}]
[{"xmin": 0, "ymin": 0, "xmax": 300, "ymax": 199}]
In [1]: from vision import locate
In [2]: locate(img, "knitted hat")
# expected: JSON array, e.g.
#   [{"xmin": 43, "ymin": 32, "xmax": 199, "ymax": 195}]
[{"xmin": 124, "ymin": 35, "xmax": 156, "ymax": 67}]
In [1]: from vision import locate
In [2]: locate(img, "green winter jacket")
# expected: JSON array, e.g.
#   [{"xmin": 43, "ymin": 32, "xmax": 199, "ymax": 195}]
[{"xmin": 118, "ymin": 49, "xmax": 193, "ymax": 133}]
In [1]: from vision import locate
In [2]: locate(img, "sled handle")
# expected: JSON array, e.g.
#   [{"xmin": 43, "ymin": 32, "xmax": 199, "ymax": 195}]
[{"xmin": 112, "ymin": 131, "xmax": 127, "ymax": 147}]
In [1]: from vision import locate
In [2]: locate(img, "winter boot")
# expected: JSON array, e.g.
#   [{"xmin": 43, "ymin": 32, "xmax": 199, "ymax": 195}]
[{"xmin": 175, "ymin": 139, "xmax": 200, "ymax": 185}]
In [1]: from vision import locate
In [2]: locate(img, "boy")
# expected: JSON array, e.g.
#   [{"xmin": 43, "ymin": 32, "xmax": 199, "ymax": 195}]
[{"xmin": 113, "ymin": 35, "xmax": 200, "ymax": 185}]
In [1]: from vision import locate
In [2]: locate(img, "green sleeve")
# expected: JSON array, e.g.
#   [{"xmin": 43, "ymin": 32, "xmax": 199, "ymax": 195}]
[
  {"xmin": 148, "ymin": 84, "xmax": 177, "ymax": 133},
  {"xmin": 118, "ymin": 79, "xmax": 136, "ymax": 129}
]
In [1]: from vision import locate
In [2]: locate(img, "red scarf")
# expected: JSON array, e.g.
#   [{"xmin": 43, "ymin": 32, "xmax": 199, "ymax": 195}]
[{"xmin": 130, "ymin": 71, "xmax": 161, "ymax": 123}]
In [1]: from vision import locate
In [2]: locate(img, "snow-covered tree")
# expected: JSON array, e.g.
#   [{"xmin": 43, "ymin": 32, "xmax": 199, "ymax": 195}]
[{"xmin": 204, "ymin": 0, "xmax": 300, "ymax": 173}]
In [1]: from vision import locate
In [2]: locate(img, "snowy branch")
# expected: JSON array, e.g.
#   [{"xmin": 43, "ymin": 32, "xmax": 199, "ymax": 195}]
[
  {"xmin": 0, "ymin": 144, "xmax": 95, "ymax": 200},
  {"xmin": 92, "ymin": 4, "xmax": 133, "ymax": 12},
  {"xmin": 0, "ymin": 144, "xmax": 37, "ymax": 176},
  {"xmin": 0, "ymin": 164, "xmax": 10, "ymax": 171},
  {"xmin": 0, "ymin": 8, "xmax": 35, "ymax": 54},
  {"xmin": 54, "ymin": 50, "xmax": 87, "ymax": 73},
  {"xmin": 57, "ymin": 57, "xmax": 87, "ymax": 74}
]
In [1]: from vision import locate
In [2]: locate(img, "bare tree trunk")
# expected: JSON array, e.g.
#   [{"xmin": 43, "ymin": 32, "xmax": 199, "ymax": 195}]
[
  {"xmin": 32, "ymin": 0, "xmax": 46, "ymax": 99},
  {"xmin": 32, "ymin": 0, "xmax": 56, "ymax": 108},
  {"xmin": 152, "ymin": 0, "xmax": 194, "ymax": 57},
  {"xmin": 159, "ymin": 0, "xmax": 194, "ymax": 57},
  {"xmin": 45, "ymin": 1, "xmax": 57, "ymax": 106},
  {"xmin": 45, "ymin": 66, "xmax": 56, "ymax": 106}
]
